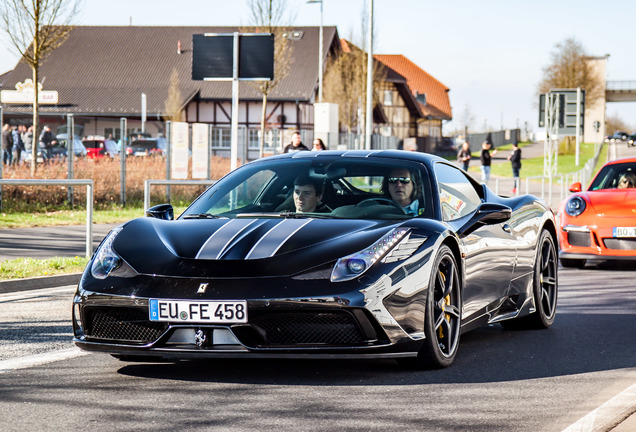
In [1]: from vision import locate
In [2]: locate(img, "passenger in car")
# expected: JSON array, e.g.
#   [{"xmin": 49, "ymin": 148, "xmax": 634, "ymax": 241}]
[
  {"xmin": 382, "ymin": 168, "xmax": 422, "ymax": 216},
  {"xmin": 293, "ymin": 174, "xmax": 332, "ymax": 213},
  {"xmin": 617, "ymin": 171, "xmax": 636, "ymax": 189}
]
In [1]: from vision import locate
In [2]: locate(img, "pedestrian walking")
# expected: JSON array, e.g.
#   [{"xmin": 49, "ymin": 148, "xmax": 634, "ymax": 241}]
[
  {"xmin": 508, "ymin": 142, "xmax": 522, "ymax": 193},
  {"xmin": 457, "ymin": 141, "xmax": 471, "ymax": 171},
  {"xmin": 479, "ymin": 141, "xmax": 498, "ymax": 184}
]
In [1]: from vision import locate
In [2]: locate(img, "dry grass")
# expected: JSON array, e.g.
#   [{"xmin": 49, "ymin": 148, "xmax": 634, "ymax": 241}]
[{"xmin": 1, "ymin": 156, "xmax": 231, "ymax": 211}]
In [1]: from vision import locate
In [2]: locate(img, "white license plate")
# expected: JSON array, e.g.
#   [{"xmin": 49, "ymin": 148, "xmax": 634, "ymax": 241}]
[
  {"xmin": 149, "ymin": 299, "xmax": 247, "ymax": 323},
  {"xmin": 613, "ymin": 227, "xmax": 636, "ymax": 238}
]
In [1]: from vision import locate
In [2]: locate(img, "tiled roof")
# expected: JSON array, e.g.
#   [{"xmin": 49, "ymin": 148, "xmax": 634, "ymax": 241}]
[
  {"xmin": 375, "ymin": 54, "xmax": 452, "ymax": 120},
  {"xmin": 0, "ymin": 25, "xmax": 338, "ymax": 116}
]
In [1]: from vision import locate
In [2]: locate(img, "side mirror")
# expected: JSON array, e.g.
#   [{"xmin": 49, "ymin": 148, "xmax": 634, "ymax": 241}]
[
  {"xmin": 569, "ymin": 182, "xmax": 582, "ymax": 193},
  {"xmin": 146, "ymin": 203, "xmax": 174, "ymax": 220},
  {"xmin": 458, "ymin": 203, "xmax": 512, "ymax": 237}
]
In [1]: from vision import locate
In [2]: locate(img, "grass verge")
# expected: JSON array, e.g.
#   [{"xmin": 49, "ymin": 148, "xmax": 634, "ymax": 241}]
[{"xmin": 0, "ymin": 256, "xmax": 89, "ymax": 280}]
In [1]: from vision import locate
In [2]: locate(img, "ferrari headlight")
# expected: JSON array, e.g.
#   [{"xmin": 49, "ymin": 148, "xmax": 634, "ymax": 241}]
[
  {"xmin": 565, "ymin": 196, "xmax": 586, "ymax": 217},
  {"xmin": 331, "ymin": 228, "xmax": 410, "ymax": 282},
  {"xmin": 91, "ymin": 226, "xmax": 124, "ymax": 279}
]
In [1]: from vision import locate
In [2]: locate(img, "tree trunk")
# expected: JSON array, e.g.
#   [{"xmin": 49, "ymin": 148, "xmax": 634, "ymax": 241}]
[{"xmin": 31, "ymin": 66, "xmax": 39, "ymax": 176}]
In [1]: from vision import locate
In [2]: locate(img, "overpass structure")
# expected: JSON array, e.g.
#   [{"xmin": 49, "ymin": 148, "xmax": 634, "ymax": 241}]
[{"xmin": 606, "ymin": 81, "xmax": 636, "ymax": 102}]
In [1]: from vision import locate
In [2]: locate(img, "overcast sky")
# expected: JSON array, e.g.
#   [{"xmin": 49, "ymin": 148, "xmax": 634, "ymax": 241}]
[{"xmin": 2, "ymin": 0, "xmax": 636, "ymax": 134}]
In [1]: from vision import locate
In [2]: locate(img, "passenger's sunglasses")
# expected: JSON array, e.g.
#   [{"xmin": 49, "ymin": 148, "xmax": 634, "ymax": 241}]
[{"xmin": 388, "ymin": 177, "xmax": 411, "ymax": 184}]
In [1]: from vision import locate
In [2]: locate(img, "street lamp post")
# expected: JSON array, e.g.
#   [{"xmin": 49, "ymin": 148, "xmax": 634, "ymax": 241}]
[{"xmin": 307, "ymin": 0, "xmax": 323, "ymax": 103}]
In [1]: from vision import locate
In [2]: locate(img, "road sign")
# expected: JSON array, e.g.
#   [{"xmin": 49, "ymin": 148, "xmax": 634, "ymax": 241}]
[
  {"xmin": 192, "ymin": 33, "xmax": 274, "ymax": 81},
  {"xmin": 538, "ymin": 89, "xmax": 585, "ymax": 136}
]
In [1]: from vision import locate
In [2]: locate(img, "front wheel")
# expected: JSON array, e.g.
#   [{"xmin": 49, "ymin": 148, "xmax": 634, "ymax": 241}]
[{"xmin": 415, "ymin": 245, "xmax": 462, "ymax": 368}]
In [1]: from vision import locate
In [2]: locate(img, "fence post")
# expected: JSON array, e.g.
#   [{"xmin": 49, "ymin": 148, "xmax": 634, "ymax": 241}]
[
  {"xmin": 86, "ymin": 182, "xmax": 93, "ymax": 257},
  {"xmin": 120, "ymin": 117, "xmax": 127, "ymax": 206},
  {"xmin": 67, "ymin": 114, "xmax": 75, "ymax": 208}
]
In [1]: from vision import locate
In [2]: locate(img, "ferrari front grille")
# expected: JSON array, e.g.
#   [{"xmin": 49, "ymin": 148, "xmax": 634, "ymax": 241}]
[
  {"xmin": 83, "ymin": 307, "xmax": 168, "ymax": 343},
  {"xmin": 248, "ymin": 310, "xmax": 365, "ymax": 346},
  {"xmin": 603, "ymin": 238, "xmax": 636, "ymax": 250}
]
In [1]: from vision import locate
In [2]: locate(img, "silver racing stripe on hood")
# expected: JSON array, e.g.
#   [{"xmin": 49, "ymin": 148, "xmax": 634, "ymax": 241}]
[
  {"xmin": 245, "ymin": 219, "xmax": 313, "ymax": 259},
  {"xmin": 195, "ymin": 219, "xmax": 262, "ymax": 259}
]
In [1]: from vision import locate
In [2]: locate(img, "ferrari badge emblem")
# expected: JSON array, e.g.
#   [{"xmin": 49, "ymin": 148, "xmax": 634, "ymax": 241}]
[{"xmin": 197, "ymin": 283, "xmax": 209, "ymax": 293}]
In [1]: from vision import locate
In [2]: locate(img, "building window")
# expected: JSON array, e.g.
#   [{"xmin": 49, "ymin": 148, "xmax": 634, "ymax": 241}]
[{"xmin": 383, "ymin": 90, "xmax": 393, "ymax": 106}]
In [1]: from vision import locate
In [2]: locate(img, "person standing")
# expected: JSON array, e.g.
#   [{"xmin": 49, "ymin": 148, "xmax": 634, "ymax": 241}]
[
  {"xmin": 11, "ymin": 126, "xmax": 25, "ymax": 165},
  {"xmin": 2, "ymin": 124, "xmax": 13, "ymax": 165},
  {"xmin": 283, "ymin": 131, "xmax": 309, "ymax": 153},
  {"xmin": 457, "ymin": 141, "xmax": 471, "ymax": 171},
  {"xmin": 22, "ymin": 125, "xmax": 34, "ymax": 160},
  {"xmin": 508, "ymin": 142, "xmax": 522, "ymax": 193},
  {"xmin": 39, "ymin": 125, "xmax": 56, "ymax": 162},
  {"xmin": 479, "ymin": 141, "xmax": 498, "ymax": 184},
  {"xmin": 312, "ymin": 138, "xmax": 326, "ymax": 151}
]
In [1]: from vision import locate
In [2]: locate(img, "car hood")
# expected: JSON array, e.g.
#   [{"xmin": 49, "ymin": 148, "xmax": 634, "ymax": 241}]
[
  {"xmin": 111, "ymin": 217, "xmax": 407, "ymax": 278},
  {"xmin": 583, "ymin": 189, "xmax": 636, "ymax": 217}
]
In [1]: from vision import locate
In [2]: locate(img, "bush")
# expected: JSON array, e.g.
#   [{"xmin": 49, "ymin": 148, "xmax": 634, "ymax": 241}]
[{"xmin": 0, "ymin": 156, "xmax": 231, "ymax": 211}]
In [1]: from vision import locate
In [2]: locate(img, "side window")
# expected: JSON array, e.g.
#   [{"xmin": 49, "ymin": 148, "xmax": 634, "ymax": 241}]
[{"xmin": 434, "ymin": 163, "xmax": 481, "ymax": 221}]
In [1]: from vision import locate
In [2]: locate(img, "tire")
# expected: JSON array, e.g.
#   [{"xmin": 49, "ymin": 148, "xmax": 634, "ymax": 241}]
[
  {"xmin": 414, "ymin": 245, "xmax": 462, "ymax": 368},
  {"xmin": 502, "ymin": 230, "xmax": 558, "ymax": 330},
  {"xmin": 560, "ymin": 258, "xmax": 586, "ymax": 268}
]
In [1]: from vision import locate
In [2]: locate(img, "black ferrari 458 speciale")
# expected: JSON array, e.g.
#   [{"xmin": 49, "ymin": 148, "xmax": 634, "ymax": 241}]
[{"xmin": 73, "ymin": 150, "xmax": 558, "ymax": 368}]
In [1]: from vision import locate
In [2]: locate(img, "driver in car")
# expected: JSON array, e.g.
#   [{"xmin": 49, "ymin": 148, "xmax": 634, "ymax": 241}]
[
  {"xmin": 383, "ymin": 168, "xmax": 421, "ymax": 216},
  {"xmin": 617, "ymin": 171, "xmax": 636, "ymax": 189},
  {"xmin": 293, "ymin": 174, "xmax": 331, "ymax": 213}
]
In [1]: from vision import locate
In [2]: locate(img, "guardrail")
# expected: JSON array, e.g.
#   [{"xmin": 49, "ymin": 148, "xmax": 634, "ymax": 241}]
[
  {"xmin": 0, "ymin": 179, "xmax": 94, "ymax": 257},
  {"xmin": 143, "ymin": 180, "xmax": 217, "ymax": 211}
]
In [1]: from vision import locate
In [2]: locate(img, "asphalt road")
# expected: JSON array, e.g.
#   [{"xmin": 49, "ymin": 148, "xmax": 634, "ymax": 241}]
[
  {"xmin": 0, "ymin": 223, "xmax": 118, "ymax": 261},
  {"xmin": 0, "ymin": 265, "xmax": 635, "ymax": 432}
]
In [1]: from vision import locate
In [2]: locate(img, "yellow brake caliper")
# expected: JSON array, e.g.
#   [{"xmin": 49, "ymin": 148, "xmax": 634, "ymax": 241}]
[{"xmin": 438, "ymin": 271, "xmax": 451, "ymax": 339}]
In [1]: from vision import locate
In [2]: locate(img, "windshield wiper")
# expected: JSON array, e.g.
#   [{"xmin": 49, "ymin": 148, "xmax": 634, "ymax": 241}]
[{"xmin": 182, "ymin": 213, "xmax": 225, "ymax": 219}]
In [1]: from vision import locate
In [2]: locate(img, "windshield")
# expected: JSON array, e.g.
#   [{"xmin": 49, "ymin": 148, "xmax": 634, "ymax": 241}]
[
  {"xmin": 589, "ymin": 162, "xmax": 636, "ymax": 190},
  {"xmin": 182, "ymin": 157, "xmax": 433, "ymax": 220}
]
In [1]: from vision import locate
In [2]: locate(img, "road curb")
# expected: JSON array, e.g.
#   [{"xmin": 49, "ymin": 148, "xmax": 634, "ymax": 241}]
[{"xmin": 0, "ymin": 273, "xmax": 81, "ymax": 294}]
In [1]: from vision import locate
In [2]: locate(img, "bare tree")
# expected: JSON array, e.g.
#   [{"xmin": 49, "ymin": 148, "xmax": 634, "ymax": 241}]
[
  {"xmin": 605, "ymin": 114, "xmax": 631, "ymax": 136},
  {"xmin": 323, "ymin": 38, "xmax": 385, "ymax": 135},
  {"xmin": 538, "ymin": 37, "xmax": 604, "ymax": 107},
  {"xmin": 0, "ymin": 0, "xmax": 81, "ymax": 175},
  {"xmin": 164, "ymin": 68, "xmax": 183, "ymax": 122},
  {"xmin": 245, "ymin": 0, "xmax": 294, "ymax": 158}
]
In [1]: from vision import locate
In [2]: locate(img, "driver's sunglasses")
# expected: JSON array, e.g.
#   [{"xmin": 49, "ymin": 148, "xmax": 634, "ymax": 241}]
[{"xmin": 388, "ymin": 177, "xmax": 411, "ymax": 184}]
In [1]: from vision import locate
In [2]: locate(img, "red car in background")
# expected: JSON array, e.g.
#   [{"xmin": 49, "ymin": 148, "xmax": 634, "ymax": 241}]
[
  {"xmin": 557, "ymin": 157, "xmax": 636, "ymax": 268},
  {"xmin": 83, "ymin": 136, "xmax": 119, "ymax": 159}
]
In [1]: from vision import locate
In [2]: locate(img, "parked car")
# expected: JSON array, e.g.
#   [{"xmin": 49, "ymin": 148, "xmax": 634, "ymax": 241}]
[
  {"xmin": 126, "ymin": 138, "xmax": 166, "ymax": 157},
  {"xmin": 83, "ymin": 136, "xmax": 119, "ymax": 159},
  {"xmin": 73, "ymin": 150, "xmax": 558, "ymax": 369},
  {"xmin": 557, "ymin": 157, "xmax": 636, "ymax": 268},
  {"xmin": 26, "ymin": 133, "xmax": 87, "ymax": 162},
  {"xmin": 55, "ymin": 133, "xmax": 87, "ymax": 158}
]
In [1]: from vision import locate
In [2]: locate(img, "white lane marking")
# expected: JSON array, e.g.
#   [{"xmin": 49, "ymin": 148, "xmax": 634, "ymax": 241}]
[
  {"xmin": 0, "ymin": 286, "xmax": 76, "ymax": 303},
  {"xmin": 562, "ymin": 382, "xmax": 636, "ymax": 431},
  {"xmin": 0, "ymin": 348, "xmax": 89, "ymax": 374}
]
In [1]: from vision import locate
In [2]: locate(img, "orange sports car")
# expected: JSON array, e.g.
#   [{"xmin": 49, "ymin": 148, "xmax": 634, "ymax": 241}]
[{"xmin": 557, "ymin": 157, "xmax": 636, "ymax": 268}]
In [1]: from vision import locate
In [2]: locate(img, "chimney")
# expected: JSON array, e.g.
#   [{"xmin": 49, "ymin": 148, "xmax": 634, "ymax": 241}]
[{"xmin": 177, "ymin": 40, "xmax": 182, "ymax": 55}]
